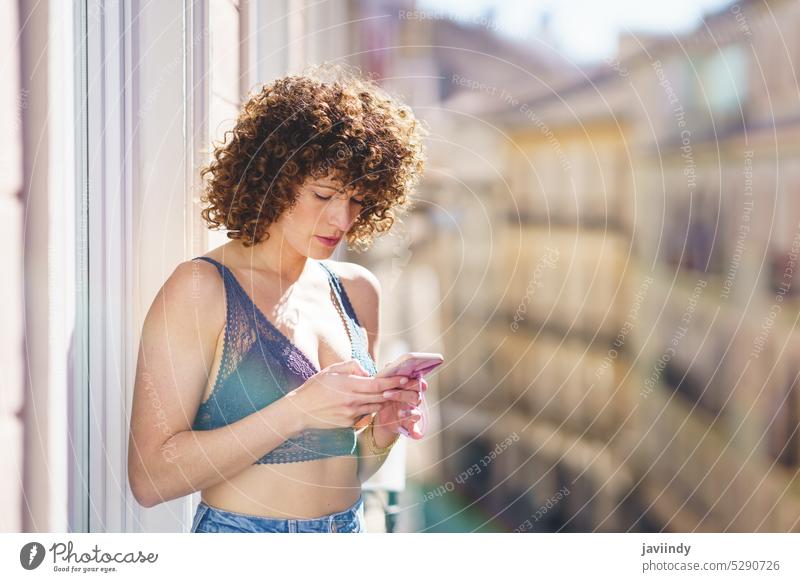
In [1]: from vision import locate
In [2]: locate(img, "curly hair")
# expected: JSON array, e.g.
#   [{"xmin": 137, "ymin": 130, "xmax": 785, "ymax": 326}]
[{"xmin": 198, "ymin": 63, "xmax": 429, "ymax": 251}]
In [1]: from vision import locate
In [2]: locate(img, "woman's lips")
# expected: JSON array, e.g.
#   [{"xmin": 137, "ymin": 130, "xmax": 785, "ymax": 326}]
[{"xmin": 315, "ymin": 235, "xmax": 341, "ymax": 247}]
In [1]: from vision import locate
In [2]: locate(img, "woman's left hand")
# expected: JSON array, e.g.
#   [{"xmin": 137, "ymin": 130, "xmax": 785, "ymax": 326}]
[{"xmin": 372, "ymin": 376, "xmax": 428, "ymax": 440}]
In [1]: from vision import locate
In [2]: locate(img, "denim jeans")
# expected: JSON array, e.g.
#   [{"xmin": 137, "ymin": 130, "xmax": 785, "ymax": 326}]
[{"xmin": 190, "ymin": 494, "xmax": 366, "ymax": 533}]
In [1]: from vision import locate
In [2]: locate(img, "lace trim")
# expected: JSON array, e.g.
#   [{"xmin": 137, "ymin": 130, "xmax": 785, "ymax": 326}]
[
  {"xmin": 319, "ymin": 261, "xmax": 363, "ymax": 327},
  {"xmin": 318, "ymin": 261, "xmax": 377, "ymax": 375},
  {"xmin": 254, "ymin": 427, "xmax": 358, "ymax": 464}
]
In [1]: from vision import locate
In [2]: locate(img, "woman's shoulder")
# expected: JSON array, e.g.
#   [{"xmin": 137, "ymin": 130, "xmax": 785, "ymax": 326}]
[
  {"xmin": 322, "ymin": 260, "xmax": 381, "ymax": 337},
  {"xmin": 321, "ymin": 260, "xmax": 381, "ymax": 302},
  {"xmin": 152, "ymin": 260, "xmax": 226, "ymax": 330}
]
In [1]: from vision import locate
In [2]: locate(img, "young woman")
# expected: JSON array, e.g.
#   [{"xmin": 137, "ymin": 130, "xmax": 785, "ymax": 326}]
[{"xmin": 127, "ymin": 65, "xmax": 429, "ymax": 533}]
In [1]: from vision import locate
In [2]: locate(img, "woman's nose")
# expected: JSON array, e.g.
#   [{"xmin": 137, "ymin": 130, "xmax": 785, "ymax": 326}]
[{"xmin": 328, "ymin": 199, "xmax": 354, "ymax": 230}]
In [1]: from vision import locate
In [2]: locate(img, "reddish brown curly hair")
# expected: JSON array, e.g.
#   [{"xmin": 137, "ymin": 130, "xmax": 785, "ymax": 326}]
[{"xmin": 198, "ymin": 63, "xmax": 428, "ymax": 251}]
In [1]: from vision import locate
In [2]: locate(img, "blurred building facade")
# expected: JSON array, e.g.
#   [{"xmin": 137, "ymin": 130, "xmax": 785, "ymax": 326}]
[
  {"xmin": 619, "ymin": 0, "xmax": 800, "ymax": 531},
  {"xmin": 418, "ymin": 0, "xmax": 800, "ymax": 531}
]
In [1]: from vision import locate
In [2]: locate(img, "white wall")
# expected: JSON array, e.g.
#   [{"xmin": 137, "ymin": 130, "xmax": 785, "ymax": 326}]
[
  {"xmin": 17, "ymin": 0, "xmax": 76, "ymax": 534},
  {"xmin": 0, "ymin": 0, "xmax": 25, "ymax": 534}
]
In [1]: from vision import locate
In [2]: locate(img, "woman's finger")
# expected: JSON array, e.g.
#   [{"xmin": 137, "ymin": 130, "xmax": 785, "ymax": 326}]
[
  {"xmin": 402, "ymin": 418, "xmax": 424, "ymax": 439},
  {"xmin": 352, "ymin": 375, "xmax": 406, "ymax": 394},
  {"xmin": 399, "ymin": 407, "xmax": 422, "ymax": 420},
  {"xmin": 382, "ymin": 389, "xmax": 423, "ymax": 404}
]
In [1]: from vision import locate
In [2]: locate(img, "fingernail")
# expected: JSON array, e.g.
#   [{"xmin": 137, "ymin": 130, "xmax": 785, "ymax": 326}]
[
  {"xmin": 383, "ymin": 390, "xmax": 394, "ymax": 398},
  {"xmin": 400, "ymin": 377, "xmax": 408, "ymax": 385}
]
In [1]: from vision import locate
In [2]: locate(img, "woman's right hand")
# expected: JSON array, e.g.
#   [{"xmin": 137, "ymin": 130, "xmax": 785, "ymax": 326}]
[{"xmin": 287, "ymin": 359, "xmax": 412, "ymax": 431}]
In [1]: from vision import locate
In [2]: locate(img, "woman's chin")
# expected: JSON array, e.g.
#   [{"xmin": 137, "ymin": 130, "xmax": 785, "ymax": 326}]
[
  {"xmin": 308, "ymin": 239, "xmax": 340, "ymax": 255},
  {"xmin": 309, "ymin": 243, "xmax": 335, "ymax": 254}
]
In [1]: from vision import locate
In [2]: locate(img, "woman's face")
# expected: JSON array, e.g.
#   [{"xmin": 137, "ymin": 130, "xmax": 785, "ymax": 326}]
[{"xmin": 273, "ymin": 175, "xmax": 365, "ymax": 259}]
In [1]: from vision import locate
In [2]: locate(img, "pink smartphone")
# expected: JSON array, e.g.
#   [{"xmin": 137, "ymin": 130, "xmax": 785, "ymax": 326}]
[
  {"xmin": 376, "ymin": 352, "xmax": 443, "ymax": 438},
  {"xmin": 375, "ymin": 352, "xmax": 444, "ymax": 379}
]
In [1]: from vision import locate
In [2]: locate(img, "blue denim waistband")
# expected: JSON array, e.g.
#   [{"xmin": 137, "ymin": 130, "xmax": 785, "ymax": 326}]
[{"xmin": 190, "ymin": 493, "xmax": 365, "ymax": 533}]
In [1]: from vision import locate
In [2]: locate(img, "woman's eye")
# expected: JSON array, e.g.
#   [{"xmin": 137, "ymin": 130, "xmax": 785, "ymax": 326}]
[{"xmin": 314, "ymin": 191, "xmax": 364, "ymax": 205}]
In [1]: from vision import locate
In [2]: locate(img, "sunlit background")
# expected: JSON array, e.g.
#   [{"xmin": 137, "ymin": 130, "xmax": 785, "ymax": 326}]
[{"xmin": 4, "ymin": 0, "xmax": 799, "ymax": 532}]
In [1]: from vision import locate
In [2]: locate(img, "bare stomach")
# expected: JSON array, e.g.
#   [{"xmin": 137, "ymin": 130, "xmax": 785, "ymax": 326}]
[{"xmin": 200, "ymin": 455, "xmax": 362, "ymax": 519}]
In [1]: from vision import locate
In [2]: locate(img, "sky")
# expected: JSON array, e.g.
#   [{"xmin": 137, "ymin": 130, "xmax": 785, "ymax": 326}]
[{"xmin": 417, "ymin": 0, "xmax": 735, "ymax": 63}]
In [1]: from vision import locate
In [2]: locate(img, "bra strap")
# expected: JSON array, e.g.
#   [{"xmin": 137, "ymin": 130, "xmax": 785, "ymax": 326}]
[
  {"xmin": 193, "ymin": 256, "xmax": 227, "ymax": 277},
  {"xmin": 318, "ymin": 261, "xmax": 363, "ymax": 327}
]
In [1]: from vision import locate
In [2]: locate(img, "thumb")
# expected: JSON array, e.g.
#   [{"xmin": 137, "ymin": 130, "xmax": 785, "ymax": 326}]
[{"xmin": 325, "ymin": 358, "xmax": 370, "ymax": 377}]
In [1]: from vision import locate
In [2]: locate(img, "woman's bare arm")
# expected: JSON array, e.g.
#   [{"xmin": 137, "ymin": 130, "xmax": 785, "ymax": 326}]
[{"xmin": 127, "ymin": 259, "xmax": 304, "ymax": 508}]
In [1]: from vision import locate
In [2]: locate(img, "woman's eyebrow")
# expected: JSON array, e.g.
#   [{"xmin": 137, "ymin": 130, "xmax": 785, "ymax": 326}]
[{"xmin": 310, "ymin": 182, "xmax": 342, "ymax": 191}]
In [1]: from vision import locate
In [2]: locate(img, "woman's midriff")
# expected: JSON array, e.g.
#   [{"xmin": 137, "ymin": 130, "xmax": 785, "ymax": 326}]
[{"xmin": 200, "ymin": 455, "xmax": 362, "ymax": 519}]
